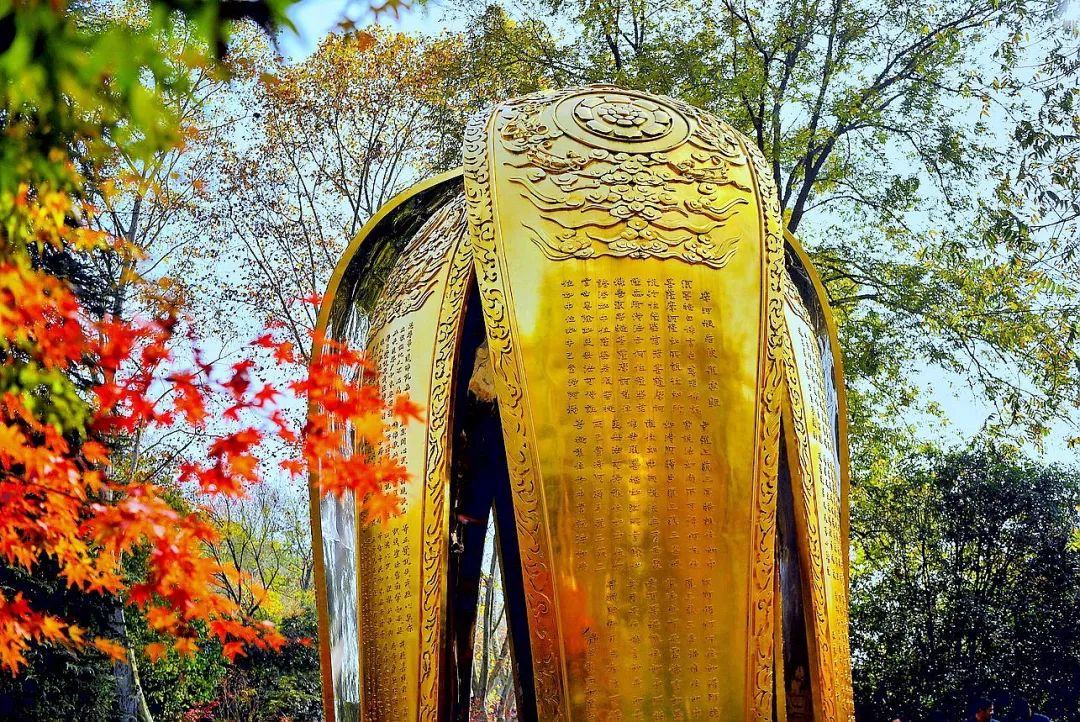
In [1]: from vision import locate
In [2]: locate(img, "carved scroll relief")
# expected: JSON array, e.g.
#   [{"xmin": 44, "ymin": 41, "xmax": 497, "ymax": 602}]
[{"xmin": 495, "ymin": 87, "xmax": 753, "ymax": 267}]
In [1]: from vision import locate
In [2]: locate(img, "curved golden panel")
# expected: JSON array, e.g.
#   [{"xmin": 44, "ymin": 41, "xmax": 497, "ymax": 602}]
[
  {"xmin": 357, "ymin": 194, "xmax": 472, "ymax": 722},
  {"xmin": 464, "ymin": 85, "xmax": 785, "ymax": 722},
  {"xmin": 309, "ymin": 170, "xmax": 466, "ymax": 722},
  {"xmin": 779, "ymin": 238, "xmax": 854, "ymax": 722},
  {"xmin": 309, "ymin": 86, "xmax": 854, "ymax": 722},
  {"xmin": 784, "ymin": 232, "xmax": 851, "ymax": 580}
]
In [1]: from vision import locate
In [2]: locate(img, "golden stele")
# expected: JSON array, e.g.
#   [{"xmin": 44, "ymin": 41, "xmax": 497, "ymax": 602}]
[{"xmin": 308, "ymin": 85, "xmax": 854, "ymax": 722}]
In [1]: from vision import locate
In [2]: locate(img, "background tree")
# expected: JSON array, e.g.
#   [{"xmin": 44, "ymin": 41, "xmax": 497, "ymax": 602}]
[
  {"xmin": 183, "ymin": 609, "xmax": 321, "ymax": 722},
  {"xmin": 205, "ymin": 484, "xmax": 315, "ymax": 620},
  {"xmin": 470, "ymin": 528, "xmax": 516, "ymax": 722},
  {"xmin": 0, "ymin": 560, "xmax": 119, "ymax": 720},
  {"xmin": 851, "ymin": 445, "xmax": 1080, "ymax": 721},
  {"xmin": 452, "ymin": 0, "xmax": 1080, "ymax": 447},
  {"xmin": 193, "ymin": 27, "xmax": 487, "ymax": 355},
  {"xmin": 41, "ymin": 9, "xmax": 280, "ymax": 720}
]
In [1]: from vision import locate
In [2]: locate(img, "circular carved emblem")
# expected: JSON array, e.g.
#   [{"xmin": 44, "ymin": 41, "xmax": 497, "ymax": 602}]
[
  {"xmin": 553, "ymin": 89, "xmax": 691, "ymax": 152},
  {"xmin": 574, "ymin": 94, "xmax": 672, "ymax": 140}
]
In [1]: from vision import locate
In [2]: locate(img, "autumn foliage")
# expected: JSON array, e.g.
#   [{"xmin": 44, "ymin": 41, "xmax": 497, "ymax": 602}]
[
  {"xmin": 0, "ymin": 3, "xmax": 416, "ymax": 679},
  {"xmin": 0, "ymin": 182, "xmax": 413, "ymax": 674}
]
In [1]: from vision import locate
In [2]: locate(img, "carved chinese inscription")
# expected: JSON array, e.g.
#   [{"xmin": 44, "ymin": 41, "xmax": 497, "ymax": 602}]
[
  {"xmin": 358, "ymin": 320, "xmax": 416, "ymax": 722},
  {"xmin": 468, "ymin": 84, "xmax": 776, "ymax": 721},
  {"xmin": 558, "ymin": 272, "xmax": 729, "ymax": 720},
  {"xmin": 351, "ymin": 191, "xmax": 470, "ymax": 722}
]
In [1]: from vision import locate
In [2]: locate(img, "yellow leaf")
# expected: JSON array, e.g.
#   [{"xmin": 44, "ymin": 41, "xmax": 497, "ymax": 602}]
[
  {"xmin": 174, "ymin": 637, "xmax": 199, "ymax": 656},
  {"xmin": 352, "ymin": 412, "xmax": 385, "ymax": 446}
]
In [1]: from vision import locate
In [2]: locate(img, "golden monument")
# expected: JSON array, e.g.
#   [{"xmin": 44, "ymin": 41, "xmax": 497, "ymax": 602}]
[{"xmin": 309, "ymin": 86, "xmax": 853, "ymax": 722}]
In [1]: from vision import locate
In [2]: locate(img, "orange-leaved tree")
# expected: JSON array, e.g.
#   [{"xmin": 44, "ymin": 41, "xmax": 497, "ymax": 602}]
[{"xmin": 0, "ymin": 0, "xmax": 414, "ymax": 680}]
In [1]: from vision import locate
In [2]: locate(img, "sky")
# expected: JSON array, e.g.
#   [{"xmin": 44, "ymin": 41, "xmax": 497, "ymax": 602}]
[
  {"xmin": 276, "ymin": 0, "xmax": 1080, "ymax": 466},
  {"xmin": 282, "ymin": 0, "xmax": 458, "ymax": 60}
]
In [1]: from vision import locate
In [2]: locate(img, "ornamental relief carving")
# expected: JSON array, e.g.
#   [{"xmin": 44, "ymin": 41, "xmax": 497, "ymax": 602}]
[
  {"xmin": 369, "ymin": 193, "xmax": 467, "ymax": 331},
  {"xmin": 494, "ymin": 86, "xmax": 754, "ymax": 267}
]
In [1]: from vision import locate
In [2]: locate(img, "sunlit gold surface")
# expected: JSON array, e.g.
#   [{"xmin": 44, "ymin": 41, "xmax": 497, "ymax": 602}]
[
  {"xmin": 780, "ymin": 257, "xmax": 854, "ymax": 722},
  {"xmin": 355, "ymin": 195, "xmax": 470, "ymax": 722},
  {"xmin": 309, "ymin": 170, "xmax": 465, "ymax": 722},
  {"xmin": 784, "ymin": 232, "xmax": 852, "ymax": 584},
  {"xmin": 464, "ymin": 86, "xmax": 785, "ymax": 721},
  {"xmin": 309, "ymin": 86, "xmax": 856, "ymax": 722}
]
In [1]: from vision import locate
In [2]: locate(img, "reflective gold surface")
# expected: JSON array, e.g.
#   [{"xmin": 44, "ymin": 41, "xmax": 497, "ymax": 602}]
[
  {"xmin": 464, "ymin": 86, "xmax": 785, "ymax": 721},
  {"xmin": 780, "ymin": 250, "xmax": 854, "ymax": 722},
  {"xmin": 309, "ymin": 171, "xmax": 466, "ymax": 722},
  {"xmin": 310, "ymin": 86, "xmax": 856, "ymax": 722},
  {"xmin": 785, "ymin": 232, "xmax": 852, "ymax": 585},
  {"xmin": 356, "ymin": 195, "xmax": 471, "ymax": 722}
]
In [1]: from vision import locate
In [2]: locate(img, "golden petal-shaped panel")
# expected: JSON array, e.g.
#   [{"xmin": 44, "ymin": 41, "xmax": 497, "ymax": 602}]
[
  {"xmin": 464, "ymin": 85, "xmax": 784, "ymax": 722},
  {"xmin": 309, "ymin": 86, "xmax": 854, "ymax": 722}
]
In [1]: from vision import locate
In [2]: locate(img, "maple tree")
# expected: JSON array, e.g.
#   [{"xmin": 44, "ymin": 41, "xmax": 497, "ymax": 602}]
[
  {"xmin": 0, "ymin": 0, "xmax": 415, "ymax": 686},
  {"xmin": 0, "ymin": 195, "xmax": 411, "ymax": 674},
  {"xmin": 63, "ymin": 14, "xmax": 274, "ymax": 716}
]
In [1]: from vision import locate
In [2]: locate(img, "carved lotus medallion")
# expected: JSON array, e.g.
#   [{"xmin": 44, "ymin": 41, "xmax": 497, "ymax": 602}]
[{"xmin": 572, "ymin": 94, "xmax": 673, "ymax": 140}]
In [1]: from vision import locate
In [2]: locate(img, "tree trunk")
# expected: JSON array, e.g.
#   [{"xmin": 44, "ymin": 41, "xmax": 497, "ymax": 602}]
[
  {"xmin": 477, "ymin": 548, "xmax": 498, "ymax": 713},
  {"xmin": 498, "ymin": 665, "xmax": 514, "ymax": 722},
  {"xmin": 110, "ymin": 605, "xmax": 155, "ymax": 722}
]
